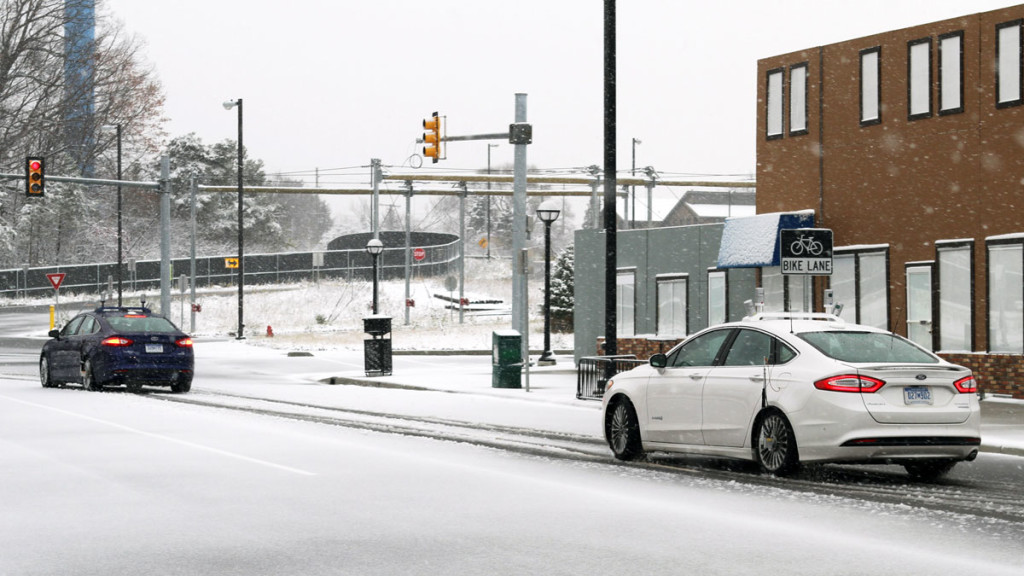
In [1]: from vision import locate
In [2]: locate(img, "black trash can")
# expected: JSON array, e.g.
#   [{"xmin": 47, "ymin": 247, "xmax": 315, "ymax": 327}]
[
  {"xmin": 492, "ymin": 330, "xmax": 522, "ymax": 388},
  {"xmin": 363, "ymin": 316, "xmax": 392, "ymax": 376}
]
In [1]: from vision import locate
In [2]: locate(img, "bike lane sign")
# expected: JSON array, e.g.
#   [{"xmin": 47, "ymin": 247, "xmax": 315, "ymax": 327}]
[{"xmin": 780, "ymin": 228, "xmax": 833, "ymax": 275}]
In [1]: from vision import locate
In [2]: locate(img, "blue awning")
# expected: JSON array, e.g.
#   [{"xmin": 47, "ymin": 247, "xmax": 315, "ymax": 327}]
[{"xmin": 717, "ymin": 211, "xmax": 816, "ymax": 268}]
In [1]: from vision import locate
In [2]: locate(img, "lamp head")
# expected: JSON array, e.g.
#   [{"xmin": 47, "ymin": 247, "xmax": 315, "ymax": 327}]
[
  {"xmin": 223, "ymin": 100, "xmax": 239, "ymax": 110},
  {"xmin": 536, "ymin": 199, "xmax": 561, "ymax": 223},
  {"xmin": 366, "ymin": 238, "xmax": 384, "ymax": 256}
]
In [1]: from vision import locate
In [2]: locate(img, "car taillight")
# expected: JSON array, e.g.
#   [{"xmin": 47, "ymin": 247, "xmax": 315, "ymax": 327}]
[
  {"xmin": 176, "ymin": 337, "xmax": 193, "ymax": 348},
  {"xmin": 953, "ymin": 375, "xmax": 977, "ymax": 393},
  {"xmin": 814, "ymin": 374, "xmax": 886, "ymax": 393},
  {"xmin": 101, "ymin": 336, "xmax": 133, "ymax": 347}
]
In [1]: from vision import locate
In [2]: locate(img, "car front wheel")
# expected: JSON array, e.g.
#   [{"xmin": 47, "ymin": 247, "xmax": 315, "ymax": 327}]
[
  {"xmin": 755, "ymin": 411, "xmax": 799, "ymax": 476},
  {"xmin": 607, "ymin": 399, "xmax": 643, "ymax": 461},
  {"xmin": 40, "ymin": 356, "xmax": 57, "ymax": 388},
  {"xmin": 171, "ymin": 374, "xmax": 192, "ymax": 394}
]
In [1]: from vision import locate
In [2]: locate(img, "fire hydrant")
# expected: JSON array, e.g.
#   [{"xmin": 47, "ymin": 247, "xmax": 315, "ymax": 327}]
[{"xmin": 266, "ymin": 325, "xmax": 274, "ymax": 337}]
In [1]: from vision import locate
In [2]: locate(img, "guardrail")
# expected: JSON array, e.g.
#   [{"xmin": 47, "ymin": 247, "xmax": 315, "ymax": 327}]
[
  {"xmin": 576, "ymin": 355, "xmax": 647, "ymax": 400},
  {"xmin": 0, "ymin": 240, "xmax": 461, "ymax": 299}
]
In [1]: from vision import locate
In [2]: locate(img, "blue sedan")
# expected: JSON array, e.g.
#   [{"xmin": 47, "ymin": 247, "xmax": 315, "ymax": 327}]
[{"xmin": 40, "ymin": 306, "xmax": 194, "ymax": 393}]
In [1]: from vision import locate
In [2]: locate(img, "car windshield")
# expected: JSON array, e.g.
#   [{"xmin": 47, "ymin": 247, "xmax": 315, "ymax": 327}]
[
  {"xmin": 106, "ymin": 315, "xmax": 178, "ymax": 334},
  {"xmin": 798, "ymin": 330, "xmax": 938, "ymax": 364}
]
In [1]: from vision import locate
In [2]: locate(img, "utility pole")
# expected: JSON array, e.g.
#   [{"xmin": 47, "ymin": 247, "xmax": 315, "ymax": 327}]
[
  {"xmin": 370, "ymin": 158, "xmax": 382, "ymax": 238},
  {"xmin": 404, "ymin": 180, "xmax": 413, "ymax": 326},
  {"xmin": 159, "ymin": 155, "xmax": 171, "ymax": 316},
  {"xmin": 511, "ymin": 93, "xmax": 529, "ymax": 349},
  {"xmin": 603, "ymin": 0, "xmax": 618, "ymax": 358}
]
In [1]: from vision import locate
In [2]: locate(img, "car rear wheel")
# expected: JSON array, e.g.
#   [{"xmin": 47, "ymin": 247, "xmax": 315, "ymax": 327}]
[
  {"xmin": 171, "ymin": 375, "xmax": 192, "ymax": 394},
  {"xmin": 82, "ymin": 359, "xmax": 102, "ymax": 392},
  {"xmin": 125, "ymin": 381, "xmax": 143, "ymax": 394},
  {"xmin": 607, "ymin": 399, "xmax": 643, "ymax": 461},
  {"xmin": 755, "ymin": 411, "xmax": 799, "ymax": 476},
  {"xmin": 40, "ymin": 356, "xmax": 57, "ymax": 388},
  {"xmin": 904, "ymin": 459, "xmax": 957, "ymax": 481}
]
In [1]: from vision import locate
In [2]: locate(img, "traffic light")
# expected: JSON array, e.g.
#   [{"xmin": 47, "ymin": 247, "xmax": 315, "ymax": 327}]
[
  {"xmin": 422, "ymin": 112, "xmax": 441, "ymax": 163},
  {"xmin": 26, "ymin": 157, "xmax": 45, "ymax": 197}
]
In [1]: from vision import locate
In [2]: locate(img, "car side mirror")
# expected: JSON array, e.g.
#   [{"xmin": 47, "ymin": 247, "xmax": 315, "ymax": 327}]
[
  {"xmin": 650, "ymin": 353, "xmax": 667, "ymax": 369},
  {"xmin": 48, "ymin": 329, "xmax": 60, "ymax": 339}
]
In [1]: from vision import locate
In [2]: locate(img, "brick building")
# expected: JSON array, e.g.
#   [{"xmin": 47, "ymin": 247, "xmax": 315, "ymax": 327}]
[{"xmin": 757, "ymin": 4, "xmax": 1024, "ymax": 398}]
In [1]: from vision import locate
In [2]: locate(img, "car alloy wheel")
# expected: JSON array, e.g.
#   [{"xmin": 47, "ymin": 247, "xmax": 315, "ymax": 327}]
[
  {"xmin": 82, "ymin": 359, "xmax": 101, "ymax": 392},
  {"xmin": 40, "ymin": 357, "xmax": 56, "ymax": 388},
  {"xmin": 756, "ymin": 412, "xmax": 798, "ymax": 475},
  {"xmin": 608, "ymin": 400, "xmax": 643, "ymax": 461}
]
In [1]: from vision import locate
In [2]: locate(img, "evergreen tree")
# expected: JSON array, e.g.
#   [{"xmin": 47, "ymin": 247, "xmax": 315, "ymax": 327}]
[{"xmin": 548, "ymin": 244, "xmax": 574, "ymax": 332}]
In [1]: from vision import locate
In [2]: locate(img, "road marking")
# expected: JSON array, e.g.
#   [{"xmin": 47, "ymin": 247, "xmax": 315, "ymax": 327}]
[{"xmin": 0, "ymin": 394, "xmax": 316, "ymax": 476}]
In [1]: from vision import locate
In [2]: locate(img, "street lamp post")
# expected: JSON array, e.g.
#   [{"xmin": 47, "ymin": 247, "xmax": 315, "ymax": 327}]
[
  {"xmin": 366, "ymin": 238, "xmax": 384, "ymax": 314},
  {"xmin": 536, "ymin": 200, "xmax": 561, "ymax": 366},
  {"xmin": 223, "ymin": 98, "xmax": 244, "ymax": 339},
  {"xmin": 487, "ymin": 143, "xmax": 498, "ymax": 260}
]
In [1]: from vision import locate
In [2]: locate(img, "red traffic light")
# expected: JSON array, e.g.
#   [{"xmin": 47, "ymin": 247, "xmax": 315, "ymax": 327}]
[{"xmin": 26, "ymin": 156, "xmax": 45, "ymax": 197}]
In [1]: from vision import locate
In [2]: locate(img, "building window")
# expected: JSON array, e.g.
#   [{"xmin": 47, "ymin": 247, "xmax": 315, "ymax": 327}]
[
  {"xmin": 708, "ymin": 270, "xmax": 727, "ymax": 326},
  {"xmin": 616, "ymin": 269, "xmax": 635, "ymax": 337},
  {"xmin": 905, "ymin": 263, "xmax": 935, "ymax": 351},
  {"xmin": 908, "ymin": 38, "xmax": 932, "ymax": 120},
  {"xmin": 860, "ymin": 47, "xmax": 882, "ymax": 126},
  {"xmin": 761, "ymin": 267, "xmax": 785, "ymax": 311},
  {"xmin": 997, "ymin": 19, "xmax": 1023, "ymax": 108},
  {"xmin": 937, "ymin": 241, "xmax": 974, "ymax": 352},
  {"xmin": 656, "ymin": 274, "xmax": 688, "ymax": 337},
  {"xmin": 766, "ymin": 67, "xmax": 784, "ymax": 139},
  {"xmin": 939, "ymin": 31, "xmax": 964, "ymax": 115},
  {"xmin": 789, "ymin": 63, "xmax": 808, "ymax": 135},
  {"xmin": 830, "ymin": 248, "xmax": 889, "ymax": 329},
  {"xmin": 987, "ymin": 240, "xmax": 1023, "ymax": 353}
]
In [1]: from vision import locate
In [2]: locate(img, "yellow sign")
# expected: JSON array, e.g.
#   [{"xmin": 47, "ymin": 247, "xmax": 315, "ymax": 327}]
[
  {"xmin": 478, "ymin": 237, "xmax": 488, "ymax": 249},
  {"xmin": 225, "ymin": 257, "xmax": 239, "ymax": 269}
]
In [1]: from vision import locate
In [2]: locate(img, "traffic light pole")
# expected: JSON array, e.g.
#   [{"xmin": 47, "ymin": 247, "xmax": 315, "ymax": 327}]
[{"xmin": 512, "ymin": 93, "xmax": 528, "ymax": 356}]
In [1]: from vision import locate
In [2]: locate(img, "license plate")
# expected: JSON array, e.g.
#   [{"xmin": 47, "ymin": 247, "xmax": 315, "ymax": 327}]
[
  {"xmin": 145, "ymin": 343, "xmax": 163, "ymax": 353},
  {"xmin": 903, "ymin": 386, "xmax": 932, "ymax": 405}
]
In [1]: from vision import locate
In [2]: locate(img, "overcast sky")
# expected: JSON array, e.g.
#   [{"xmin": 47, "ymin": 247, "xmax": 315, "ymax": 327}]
[{"xmin": 102, "ymin": 0, "xmax": 1017, "ymax": 189}]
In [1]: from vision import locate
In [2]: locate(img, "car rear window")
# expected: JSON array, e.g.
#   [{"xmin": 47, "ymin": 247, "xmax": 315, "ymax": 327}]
[
  {"xmin": 106, "ymin": 315, "xmax": 178, "ymax": 334},
  {"xmin": 798, "ymin": 331, "xmax": 939, "ymax": 364}
]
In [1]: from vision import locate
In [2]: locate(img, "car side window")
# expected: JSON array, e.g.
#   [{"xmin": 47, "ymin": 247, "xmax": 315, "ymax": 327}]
[
  {"xmin": 79, "ymin": 316, "xmax": 98, "ymax": 335},
  {"xmin": 61, "ymin": 316, "xmax": 85, "ymax": 337},
  {"xmin": 722, "ymin": 329, "xmax": 773, "ymax": 366},
  {"xmin": 777, "ymin": 342, "xmax": 797, "ymax": 364},
  {"xmin": 668, "ymin": 329, "xmax": 732, "ymax": 367}
]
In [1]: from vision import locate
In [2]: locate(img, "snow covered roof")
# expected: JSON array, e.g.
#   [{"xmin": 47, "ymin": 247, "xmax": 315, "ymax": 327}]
[{"xmin": 717, "ymin": 210, "xmax": 816, "ymax": 268}]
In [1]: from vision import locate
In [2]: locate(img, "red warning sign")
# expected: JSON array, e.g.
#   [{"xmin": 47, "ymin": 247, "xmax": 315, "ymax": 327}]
[{"xmin": 46, "ymin": 273, "xmax": 66, "ymax": 290}]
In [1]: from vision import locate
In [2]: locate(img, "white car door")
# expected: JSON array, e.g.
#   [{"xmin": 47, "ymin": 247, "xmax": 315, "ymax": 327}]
[
  {"xmin": 646, "ymin": 329, "xmax": 733, "ymax": 445},
  {"xmin": 702, "ymin": 329, "xmax": 776, "ymax": 447}
]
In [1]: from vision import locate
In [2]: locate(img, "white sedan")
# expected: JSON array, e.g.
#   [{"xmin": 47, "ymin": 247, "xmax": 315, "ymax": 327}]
[{"xmin": 602, "ymin": 313, "xmax": 981, "ymax": 479}]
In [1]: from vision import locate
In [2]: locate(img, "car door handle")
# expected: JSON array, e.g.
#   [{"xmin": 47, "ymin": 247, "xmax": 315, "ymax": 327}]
[
  {"xmin": 749, "ymin": 374, "xmax": 765, "ymax": 382},
  {"xmin": 689, "ymin": 373, "xmax": 703, "ymax": 381}
]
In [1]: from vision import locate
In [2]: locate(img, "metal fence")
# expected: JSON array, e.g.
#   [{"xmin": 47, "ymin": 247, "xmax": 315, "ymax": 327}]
[
  {"xmin": 0, "ymin": 239, "xmax": 461, "ymax": 299},
  {"xmin": 576, "ymin": 355, "xmax": 647, "ymax": 400}
]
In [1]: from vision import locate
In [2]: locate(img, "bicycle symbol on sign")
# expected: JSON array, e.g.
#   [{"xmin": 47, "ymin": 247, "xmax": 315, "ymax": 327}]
[{"xmin": 790, "ymin": 234, "xmax": 824, "ymax": 256}]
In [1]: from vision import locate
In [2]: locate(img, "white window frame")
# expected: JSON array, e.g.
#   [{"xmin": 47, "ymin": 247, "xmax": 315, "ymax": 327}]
[
  {"xmin": 987, "ymin": 239, "xmax": 1023, "ymax": 354},
  {"xmin": 908, "ymin": 38, "xmax": 932, "ymax": 120},
  {"xmin": 616, "ymin": 269, "xmax": 636, "ymax": 337},
  {"xmin": 789, "ymin": 63, "xmax": 808, "ymax": 136},
  {"xmin": 761, "ymin": 267, "xmax": 785, "ymax": 312},
  {"xmin": 656, "ymin": 274, "xmax": 688, "ymax": 337},
  {"xmin": 766, "ymin": 68, "xmax": 784, "ymax": 139},
  {"xmin": 939, "ymin": 31, "xmax": 964, "ymax": 115},
  {"xmin": 708, "ymin": 270, "xmax": 727, "ymax": 326},
  {"xmin": 830, "ymin": 247, "xmax": 890, "ymax": 329},
  {"xmin": 937, "ymin": 241, "xmax": 974, "ymax": 352},
  {"xmin": 997, "ymin": 19, "xmax": 1023, "ymax": 108},
  {"xmin": 860, "ymin": 47, "xmax": 882, "ymax": 125}
]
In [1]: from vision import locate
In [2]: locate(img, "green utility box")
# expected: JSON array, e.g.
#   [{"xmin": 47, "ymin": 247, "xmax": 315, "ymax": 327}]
[{"xmin": 492, "ymin": 330, "xmax": 522, "ymax": 388}]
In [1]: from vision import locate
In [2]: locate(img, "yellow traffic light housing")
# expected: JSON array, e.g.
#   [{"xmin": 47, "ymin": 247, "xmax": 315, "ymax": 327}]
[
  {"xmin": 26, "ymin": 157, "xmax": 45, "ymax": 197},
  {"xmin": 422, "ymin": 112, "xmax": 441, "ymax": 163}
]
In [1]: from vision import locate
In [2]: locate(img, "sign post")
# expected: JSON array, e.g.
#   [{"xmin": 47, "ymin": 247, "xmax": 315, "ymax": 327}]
[
  {"xmin": 780, "ymin": 229, "xmax": 833, "ymax": 313},
  {"xmin": 46, "ymin": 273, "xmax": 66, "ymax": 330}
]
